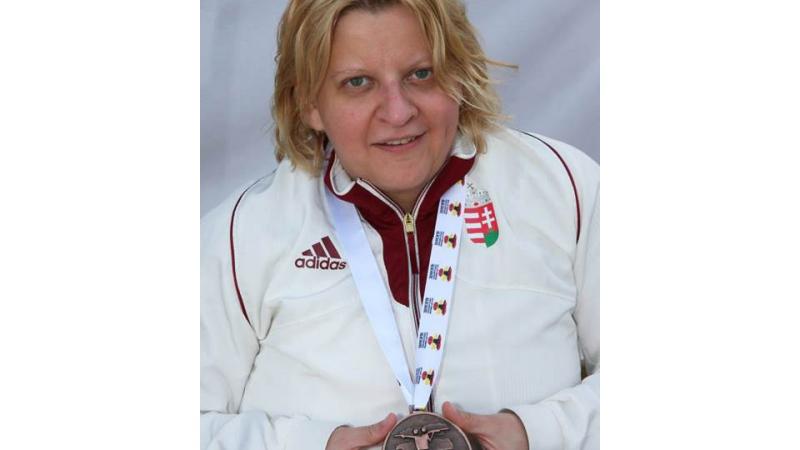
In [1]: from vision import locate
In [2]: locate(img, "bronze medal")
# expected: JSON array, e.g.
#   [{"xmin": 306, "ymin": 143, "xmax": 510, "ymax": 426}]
[{"xmin": 383, "ymin": 411, "xmax": 472, "ymax": 450}]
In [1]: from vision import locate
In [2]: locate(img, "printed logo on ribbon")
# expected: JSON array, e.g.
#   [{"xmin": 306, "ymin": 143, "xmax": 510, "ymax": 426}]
[
  {"xmin": 427, "ymin": 334, "xmax": 443, "ymax": 350},
  {"xmin": 428, "ymin": 264, "xmax": 452, "ymax": 282},
  {"xmin": 464, "ymin": 181, "xmax": 500, "ymax": 247},
  {"xmin": 422, "ymin": 297, "xmax": 448, "ymax": 315},
  {"xmin": 428, "ymin": 264, "xmax": 439, "ymax": 280},
  {"xmin": 417, "ymin": 331, "xmax": 429, "ymax": 348},
  {"xmin": 417, "ymin": 332, "xmax": 442, "ymax": 350},
  {"xmin": 434, "ymin": 231, "xmax": 457, "ymax": 249},
  {"xmin": 439, "ymin": 199, "xmax": 462, "ymax": 217},
  {"xmin": 415, "ymin": 367, "xmax": 436, "ymax": 385}
]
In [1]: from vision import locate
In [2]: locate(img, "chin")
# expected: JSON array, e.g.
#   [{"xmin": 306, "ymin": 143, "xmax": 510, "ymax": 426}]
[
  {"xmin": 384, "ymin": 160, "xmax": 440, "ymax": 186},
  {"xmin": 375, "ymin": 178, "xmax": 425, "ymax": 196}
]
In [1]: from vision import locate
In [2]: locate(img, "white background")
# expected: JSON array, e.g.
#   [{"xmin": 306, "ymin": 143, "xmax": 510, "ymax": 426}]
[
  {"xmin": 2, "ymin": 0, "xmax": 800, "ymax": 449},
  {"xmin": 201, "ymin": 0, "xmax": 599, "ymax": 215}
]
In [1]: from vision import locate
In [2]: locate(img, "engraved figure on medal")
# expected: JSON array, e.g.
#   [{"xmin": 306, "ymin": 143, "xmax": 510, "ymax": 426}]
[
  {"xmin": 383, "ymin": 412, "xmax": 471, "ymax": 450},
  {"xmin": 393, "ymin": 422, "xmax": 447, "ymax": 450}
]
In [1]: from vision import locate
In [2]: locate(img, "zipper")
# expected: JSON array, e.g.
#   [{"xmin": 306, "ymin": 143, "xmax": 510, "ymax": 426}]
[
  {"xmin": 403, "ymin": 213, "xmax": 419, "ymax": 274},
  {"xmin": 358, "ymin": 178, "xmax": 436, "ymax": 323},
  {"xmin": 408, "ymin": 180, "xmax": 437, "ymax": 411},
  {"xmin": 403, "ymin": 212, "xmax": 422, "ymax": 329},
  {"xmin": 357, "ymin": 176, "xmax": 440, "ymax": 411},
  {"xmin": 409, "ymin": 181, "xmax": 435, "ymax": 315},
  {"xmin": 356, "ymin": 180, "xmax": 417, "ymax": 321}
]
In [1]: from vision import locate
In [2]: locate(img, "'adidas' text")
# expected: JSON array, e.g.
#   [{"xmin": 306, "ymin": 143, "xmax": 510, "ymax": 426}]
[{"xmin": 294, "ymin": 256, "xmax": 347, "ymax": 270}]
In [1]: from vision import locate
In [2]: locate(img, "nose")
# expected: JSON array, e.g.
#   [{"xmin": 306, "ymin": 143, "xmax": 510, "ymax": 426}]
[{"xmin": 376, "ymin": 82, "xmax": 418, "ymax": 126}]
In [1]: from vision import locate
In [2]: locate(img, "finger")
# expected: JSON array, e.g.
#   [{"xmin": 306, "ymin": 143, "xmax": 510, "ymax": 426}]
[
  {"xmin": 442, "ymin": 401, "xmax": 482, "ymax": 434},
  {"xmin": 351, "ymin": 413, "xmax": 397, "ymax": 447}
]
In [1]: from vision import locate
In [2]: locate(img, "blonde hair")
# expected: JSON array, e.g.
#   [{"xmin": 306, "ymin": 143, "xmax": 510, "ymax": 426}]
[{"xmin": 272, "ymin": 0, "xmax": 512, "ymax": 174}]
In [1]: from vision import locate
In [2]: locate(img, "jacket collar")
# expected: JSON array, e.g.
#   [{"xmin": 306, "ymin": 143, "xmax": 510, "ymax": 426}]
[{"xmin": 324, "ymin": 134, "xmax": 476, "ymax": 226}]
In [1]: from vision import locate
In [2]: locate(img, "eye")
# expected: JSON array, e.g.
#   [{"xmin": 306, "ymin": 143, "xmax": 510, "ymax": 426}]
[
  {"xmin": 345, "ymin": 76, "xmax": 368, "ymax": 88},
  {"xmin": 411, "ymin": 68, "xmax": 432, "ymax": 81}
]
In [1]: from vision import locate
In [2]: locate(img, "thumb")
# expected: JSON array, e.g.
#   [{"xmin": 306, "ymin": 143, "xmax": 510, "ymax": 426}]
[
  {"xmin": 353, "ymin": 413, "xmax": 397, "ymax": 447},
  {"xmin": 442, "ymin": 401, "xmax": 481, "ymax": 434}
]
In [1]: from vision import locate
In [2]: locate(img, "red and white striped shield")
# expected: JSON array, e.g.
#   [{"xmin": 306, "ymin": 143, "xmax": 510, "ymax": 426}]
[{"xmin": 464, "ymin": 202, "xmax": 500, "ymax": 247}]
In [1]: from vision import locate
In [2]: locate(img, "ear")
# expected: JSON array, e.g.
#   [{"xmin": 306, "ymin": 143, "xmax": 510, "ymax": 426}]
[{"xmin": 304, "ymin": 103, "xmax": 325, "ymax": 132}]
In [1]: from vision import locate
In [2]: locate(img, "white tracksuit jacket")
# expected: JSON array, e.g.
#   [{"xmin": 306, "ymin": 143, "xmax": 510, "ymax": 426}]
[{"xmin": 201, "ymin": 127, "xmax": 600, "ymax": 449}]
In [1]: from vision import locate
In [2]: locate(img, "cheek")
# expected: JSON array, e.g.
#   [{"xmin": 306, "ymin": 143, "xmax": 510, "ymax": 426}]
[
  {"xmin": 440, "ymin": 98, "xmax": 460, "ymax": 126},
  {"xmin": 423, "ymin": 94, "xmax": 460, "ymax": 129},
  {"xmin": 323, "ymin": 106, "xmax": 371, "ymax": 144}
]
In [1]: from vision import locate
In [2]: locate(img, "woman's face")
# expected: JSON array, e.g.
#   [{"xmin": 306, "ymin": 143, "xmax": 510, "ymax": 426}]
[{"xmin": 306, "ymin": 4, "xmax": 460, "ymax": 208}]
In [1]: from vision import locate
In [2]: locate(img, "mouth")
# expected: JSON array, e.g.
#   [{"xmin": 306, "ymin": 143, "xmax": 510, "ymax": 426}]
[{"xmin": 373, "ymin": 132, "xmax": 425, "ymax": 151}]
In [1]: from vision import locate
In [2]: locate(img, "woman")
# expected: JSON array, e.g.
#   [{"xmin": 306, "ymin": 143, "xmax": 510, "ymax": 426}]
[{"xmin": 201, "ymin": 1, "xmax": 599, "ymax": 449}]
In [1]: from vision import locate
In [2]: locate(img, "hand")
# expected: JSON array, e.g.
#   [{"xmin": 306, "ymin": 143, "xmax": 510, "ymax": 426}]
[
  {"xmin": 442, "ymin": 401, "xmax": 528, "ymax": 450},
  {"xmin": 326, "ymin": 413, "xmax": 398, "ymax": 450}
]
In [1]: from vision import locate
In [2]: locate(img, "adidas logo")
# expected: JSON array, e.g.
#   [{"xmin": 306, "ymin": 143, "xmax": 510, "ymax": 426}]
[{"xmin": 294, "ymin": 236, "xmax": 348, "ymax": 270}]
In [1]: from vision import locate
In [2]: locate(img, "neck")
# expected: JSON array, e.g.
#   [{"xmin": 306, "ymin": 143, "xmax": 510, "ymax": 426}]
[
  {"xmin": 387, "ymin": 190, "xmax": 420, "ymax": 214},
  {"xmin": 384, "ymin": 160, "xmax": 450, "ymax": 214}
]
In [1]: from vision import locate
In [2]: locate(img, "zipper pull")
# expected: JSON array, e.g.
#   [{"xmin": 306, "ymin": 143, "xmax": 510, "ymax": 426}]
[{"xmin": 403, "ymin": 213, "xmax": 415, "ymax": 233}]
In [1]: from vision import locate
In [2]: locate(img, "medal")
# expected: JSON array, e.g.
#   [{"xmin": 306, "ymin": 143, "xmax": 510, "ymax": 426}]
[{"xmin": 383, "ymin": 411, "xmax": 472, "ymax": 450}]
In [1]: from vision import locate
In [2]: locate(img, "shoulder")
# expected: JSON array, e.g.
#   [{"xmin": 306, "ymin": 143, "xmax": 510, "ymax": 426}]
[
  {"xmin": 200, "ymin": 159, "xmax": 323, "ymax": 332},
  {"xmin": 485, "ymin": 127, "xmax": 599, "ymax": 207},
  {"xmin": 201, "ymin": 170, "xmax": 277, "ymax": 250},
  {"xmin": 486, "ymin": 127, "xmax": 598, "ymax": 190},
  {"xmin": 473, "ymin": 126, "xmax": 599, "ymax": 245},
  {"xmin": 201, "ymin": 160, "xmax": 319, "ymax": 244}
]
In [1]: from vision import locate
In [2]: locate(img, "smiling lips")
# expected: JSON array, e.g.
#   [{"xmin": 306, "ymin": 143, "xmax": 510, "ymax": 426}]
[{"xmin": 374, "ymin": 132, "xmax": 424, "ymax": 149}]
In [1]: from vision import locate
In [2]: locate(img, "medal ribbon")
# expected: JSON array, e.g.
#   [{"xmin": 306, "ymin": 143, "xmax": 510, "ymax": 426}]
[{"xmin": 326, "ymin": 181, "xmax": 466, "ymax": 411}]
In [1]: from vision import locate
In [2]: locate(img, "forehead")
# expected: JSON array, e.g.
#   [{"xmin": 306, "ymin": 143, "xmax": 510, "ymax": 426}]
[{"xmin": 328, "ymin": 5, "xmax": 431, "ymax": 71}]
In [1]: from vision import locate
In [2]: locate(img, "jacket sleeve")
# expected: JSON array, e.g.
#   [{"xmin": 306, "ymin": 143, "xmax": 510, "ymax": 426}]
[
  {"xmin": 506, "ymin": 149, "xmax": 600, "ymax": 450},
  {"xmin": 200, "ymin": 197, "xmax": 342, "ymax": 450}
]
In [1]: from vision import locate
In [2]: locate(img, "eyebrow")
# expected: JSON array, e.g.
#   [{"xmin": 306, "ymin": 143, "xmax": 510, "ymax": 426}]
[
  {"xmin": 329, "ymin": 68, "xmax": 364, "ymax": 78},
  {"xmin": 328, "ymin": 55, "xmax": 432, "ymax": 79}
]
